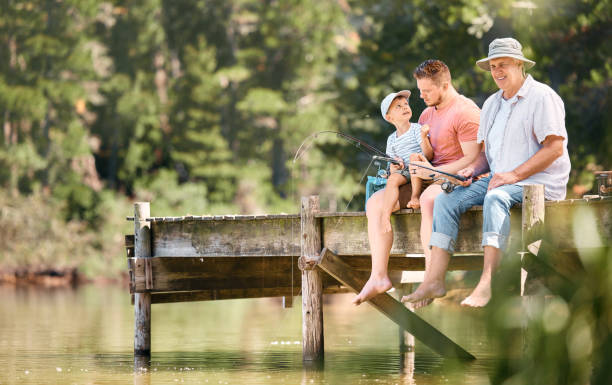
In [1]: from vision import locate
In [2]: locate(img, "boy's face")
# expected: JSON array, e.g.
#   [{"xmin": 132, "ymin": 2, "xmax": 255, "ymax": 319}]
[{"xmin": 386, "ymin": 96, "xmax": 412, "ymax": 125}]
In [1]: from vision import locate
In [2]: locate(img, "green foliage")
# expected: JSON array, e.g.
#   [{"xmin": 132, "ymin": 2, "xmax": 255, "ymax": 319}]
[
  {"xmin": 487, "ymin": 245, "xmax": 612, "ymax": 385},
  {"xmin": 0, "ymin": 0, "xmax": 609, "ymax": 282}
]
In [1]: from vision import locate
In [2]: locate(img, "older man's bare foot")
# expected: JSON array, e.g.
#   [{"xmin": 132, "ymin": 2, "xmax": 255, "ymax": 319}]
[
  {"xmin": 406, "ymin": 197, "xmax": 420, "ymax": 210},
  {"xmin": 460, "ymin": 281, "xmax": 491, "ymax": 307},
  {"xmin": 400, "ymin": 281, "xmax": 446, "ymax": 303},
  {"xmin": 352, "ymin": 276, "xmax": 392, "ymax": 305}
]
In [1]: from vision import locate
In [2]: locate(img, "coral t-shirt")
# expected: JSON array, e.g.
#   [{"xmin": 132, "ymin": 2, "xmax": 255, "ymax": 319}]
[{"xmin": 418, "ymin": 95, "xmax": 480, "ymax": 167}]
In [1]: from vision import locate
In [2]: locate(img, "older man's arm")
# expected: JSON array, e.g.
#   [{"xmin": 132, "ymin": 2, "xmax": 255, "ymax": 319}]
[{"xmin": 487, "ymin": 135, "xmax": 565, "ymax": 191}]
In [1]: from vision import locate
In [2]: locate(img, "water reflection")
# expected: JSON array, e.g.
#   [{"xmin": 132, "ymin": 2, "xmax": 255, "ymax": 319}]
[{"xmin": 0, "ymin": 286, "xmax": 496, "ymax": 384}]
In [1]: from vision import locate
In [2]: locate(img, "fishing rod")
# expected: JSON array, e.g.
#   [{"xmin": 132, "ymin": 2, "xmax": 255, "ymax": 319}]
[
  {"xmin": 294, "ymin": 130, "xmax": 466, "ymax": 182},
  {"xmin": 371, "ymin": 155, "xmax": 467, "ymax": 182}
]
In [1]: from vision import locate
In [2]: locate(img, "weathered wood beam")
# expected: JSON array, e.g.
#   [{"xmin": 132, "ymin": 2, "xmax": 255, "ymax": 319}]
[
  {"xmin": 344, "ymin": 254, "xmax": 484, "ymax": 272},
  {"xmin": 130, "ymin": 256, "xmax": 306, "ymax": 293},
  {"xmin": 148, "ymin": 285, "xmax": 351, "ymax": 304},
  {"xmin": 147, "ymin": 200, "xmax": 612, "ymax": 258},
  {"xmin": 151, "ymin": 217, "xmax": 301, "ymax": 257},
  {"xmin": 130, "ymin": 254, "xmax": 484, "ymax": 294},
  {"xmin": 320, "ymin": 208, "xmax": 510, "ymax": 255},
  {"xmin": 317, "ymin": 248, "xmax": 475, "ymax": 360}
]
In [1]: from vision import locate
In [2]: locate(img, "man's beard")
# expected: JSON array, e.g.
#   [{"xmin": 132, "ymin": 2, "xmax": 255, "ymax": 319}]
[{"xmin": 427, "ymin": 94, "xmax": 443, "ymax": 107}]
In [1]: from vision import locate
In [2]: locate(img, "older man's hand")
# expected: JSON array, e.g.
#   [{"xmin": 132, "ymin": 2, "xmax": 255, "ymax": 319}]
[{"xmin": 488, "ymin": 171, "xmax": 520, "ymax": 190}]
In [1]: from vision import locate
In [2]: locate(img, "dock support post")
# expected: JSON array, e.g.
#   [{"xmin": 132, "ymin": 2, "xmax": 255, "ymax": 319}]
[
  {"xmin": 521, "ymin": 185, "xmax": 545, "ymax": 295},
  {"xmin": 521, "ymin": 185, "xmax": 545, "ymax": 350},
  {"xmin": 299, "ymin": 196, "xmax": 324, "ymax": 361},
  {"xmin": 134, "ymin": 202, "xmax": 152, "ymax": 361}
]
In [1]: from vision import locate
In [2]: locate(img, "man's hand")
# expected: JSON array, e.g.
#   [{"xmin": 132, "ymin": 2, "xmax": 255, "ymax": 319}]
[
  {"xmin": 488, "ymin": 171, "xmax": 520, "ymax": 190},
  {"xmin": 408, "ymin": 157, "xmax": 436, "ymax": 180},
  {"xmin": 457, "ymin": 166, "xmax": 475, "ymax": 187}
]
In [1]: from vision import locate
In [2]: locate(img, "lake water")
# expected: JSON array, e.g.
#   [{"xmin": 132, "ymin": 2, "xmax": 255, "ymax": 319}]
[{"xmin": 0, "ymin": 285, "xmax": 499, "ymax": 384}]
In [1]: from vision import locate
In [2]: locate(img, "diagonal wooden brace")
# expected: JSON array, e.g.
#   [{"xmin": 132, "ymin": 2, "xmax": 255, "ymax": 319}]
[{"xmin": 317, "ymin": 247, "xmax": 475, "ymax": 360}]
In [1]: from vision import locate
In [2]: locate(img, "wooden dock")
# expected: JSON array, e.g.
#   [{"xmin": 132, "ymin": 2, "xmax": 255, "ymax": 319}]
[{"xmin": 125, "ymin": 190, "xmax": 612, "ymax": 364}]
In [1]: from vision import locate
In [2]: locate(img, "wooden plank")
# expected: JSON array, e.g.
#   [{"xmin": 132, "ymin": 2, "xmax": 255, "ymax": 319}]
[
  {"xmin": 348, "ymin": 254, "xmax": 483, "ymax": 272},
  {"xmin": 526, "ymin": 241, "xmax": 586, "ymax": 283},
  {"xmin": 147, "ymin": 200, "xmax": 612, "ymax": 259},
  {"xmin": 151, "ymin": 217, "xmax": 300, "ymax": 257},
  {"xmin": 300, "ymin": 196, "xmax": 324, "ymax": 362},
  {"xmin": 130, "ymin": 256, "xmax": 344, "ymax": 293},
  {"xmin": 321, "ymin": 209, "xmax": 502, "ymax": 255},
  {"xmin": 128, "ymin": 254, "xmax": 483, "ymax": 294},
  {"xmin": 132, "ymin": 256, "xmax": 303, "ymax": 292},
  {"xmin": 544, "ymin": 199, "xmax": 612, "ymax": 251},
  {"xmin": 317, "ymin": 248, "xmax": 475, "ymax": 360},
  {"xmin": 150, "ymin": 286, "xmax": 352, "ymax": 304}
]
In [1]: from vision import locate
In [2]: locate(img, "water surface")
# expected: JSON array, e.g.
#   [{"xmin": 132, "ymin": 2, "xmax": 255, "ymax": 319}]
[{"xmin": 0, "ymin": 285, "xmax": 498, "ymax": 384}]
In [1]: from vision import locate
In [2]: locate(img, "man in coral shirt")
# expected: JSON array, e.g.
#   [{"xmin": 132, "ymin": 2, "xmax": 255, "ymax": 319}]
[
  {"xmin": 353, "ymin": 59, "xmax": 482, "ymax": 306},
  {"xmin": 407, "ymin": 60, "xmax": 483, "ymax": 307}
]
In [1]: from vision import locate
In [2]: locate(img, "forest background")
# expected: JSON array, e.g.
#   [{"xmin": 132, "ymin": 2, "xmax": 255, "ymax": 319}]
[{"xmin": 0, "ymin": 0, "xmax": 610, "ymax": 280}]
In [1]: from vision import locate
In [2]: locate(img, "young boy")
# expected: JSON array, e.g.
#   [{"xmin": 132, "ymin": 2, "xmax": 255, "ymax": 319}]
[{"xmin": 379, "ymin": 90, "xmax": 433, "ymax": 234}]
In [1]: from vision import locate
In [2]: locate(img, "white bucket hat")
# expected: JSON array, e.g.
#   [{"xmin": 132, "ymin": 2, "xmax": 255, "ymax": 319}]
[
  {"xmin": 380, "ymin": 90, "xmax": 411, "ymax": 122},
  {"xmin": 476, "ymin": 37, "xmax": 535, "ymax": 71}
]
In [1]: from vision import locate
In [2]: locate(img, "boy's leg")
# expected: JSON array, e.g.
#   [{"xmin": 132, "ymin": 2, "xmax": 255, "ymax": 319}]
[
  {"xmin": 407, "ymin": 175, "xmax": 422, "ymax": 209},
  {"xmin": 407, "ymin": 153, "xmax": 424, "ymax": 209},
  {"xmin": 380, "ymin": 172, "xmax": 409, "ymax": 234},
  {"xmin": 353, "ymin": 188, "xmax": 404, "ymax": 305}
]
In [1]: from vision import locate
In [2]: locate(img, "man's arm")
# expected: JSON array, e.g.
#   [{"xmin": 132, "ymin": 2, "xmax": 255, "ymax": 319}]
[
  {"xmin": 458, "ymin": 150, "xmax": 489, "ymax": 178},
  {"xmin": 487, "ymin": 135, "xmax": 565, "ymax": 190},
  {"xmin": 435, "ymin": 140, "xmax": 482, "ymax": 174}
]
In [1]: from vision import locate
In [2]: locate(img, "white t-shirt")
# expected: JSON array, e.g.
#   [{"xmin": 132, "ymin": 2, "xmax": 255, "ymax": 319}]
[{"xmin": 487, "ymin": 94, "xmax": 518, "ymax": 173}]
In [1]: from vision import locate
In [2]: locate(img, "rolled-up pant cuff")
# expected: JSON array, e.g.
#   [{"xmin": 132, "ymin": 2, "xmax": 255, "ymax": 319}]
[
  {"xmin": 482, "ymin": 231, "xmax": 507, "ymax": 251},
  {"xmin": 429, "ymin": 232, "xmax": 455, "ymax": 254}
]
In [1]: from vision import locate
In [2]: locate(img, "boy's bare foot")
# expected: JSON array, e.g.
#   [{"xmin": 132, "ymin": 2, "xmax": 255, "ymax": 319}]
[
  {"xmin": 352, "ymin": 275, "xmax": 393, "ymax": 305},
  {"xmin": 460, "ymin": 280, "xmax": 492, "ymax": 307},
  {"xmin": 400, "ymin": 280, "xmax": 446, "ymax": 303},
  {"xmin": 381, "ymin": 216, "xmax": 393, "ymax": 234},
  {"xmin": 406, "ymin": 197, "xmax": 420, "ymax": 210}
]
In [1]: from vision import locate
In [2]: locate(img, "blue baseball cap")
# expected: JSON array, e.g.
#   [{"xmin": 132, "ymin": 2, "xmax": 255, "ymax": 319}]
[{"xmin": 380, "ymin": 90, "xmax": 411, "ymax": 122}]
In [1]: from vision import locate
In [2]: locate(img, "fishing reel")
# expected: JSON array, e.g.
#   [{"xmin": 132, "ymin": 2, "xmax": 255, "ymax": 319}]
[
  {"xmin": 441, "ymin": 180, "xmax": 455, "ymax": 193},
  {"xmin": 434, "ymin": 177, "xmax": 456, "ymax": 193}
]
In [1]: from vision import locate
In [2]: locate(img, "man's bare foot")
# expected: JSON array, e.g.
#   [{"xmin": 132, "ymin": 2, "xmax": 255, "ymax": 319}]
[
  {"xmin": 406, "ymin": 197, "xmax": 420, "ymax": 210},
  {"xmin": 400, "ymin": 281, "xmax": 446, "ymax": 303},
  {"xmin": 460, "ymin": 280, "xmax": 491, "ymax": 307},
  {"xmin": 352, "ymin": 275, "xmax": 393, "ymax": 305},
  {"xmin": 381, "ymin": 215, "xmax": 393, "ymax": 234},
  {"xmin": 412, "ymin": 298, "xmax": 433, "ymax": 309}
]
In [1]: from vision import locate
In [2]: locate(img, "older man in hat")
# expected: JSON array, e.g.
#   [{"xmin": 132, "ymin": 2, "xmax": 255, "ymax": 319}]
[{"xmin": 402, "ymin": 37, "xmax": 571, "ymax": 307}]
